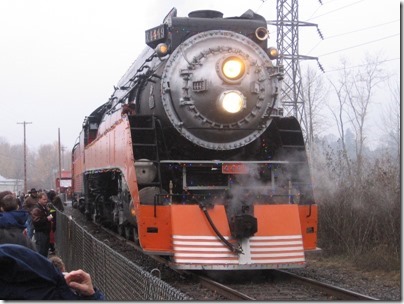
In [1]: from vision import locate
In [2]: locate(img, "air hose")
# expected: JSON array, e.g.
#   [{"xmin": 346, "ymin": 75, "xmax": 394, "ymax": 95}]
[{"xmin": 199, "ymin": 204, "xmax": 243, "ymax": 254}]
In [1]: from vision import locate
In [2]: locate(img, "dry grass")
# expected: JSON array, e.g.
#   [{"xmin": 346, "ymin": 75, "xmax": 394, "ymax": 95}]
[{"xmin": 307, "ymin": 254, "xmax": 401, "ymax": 287}]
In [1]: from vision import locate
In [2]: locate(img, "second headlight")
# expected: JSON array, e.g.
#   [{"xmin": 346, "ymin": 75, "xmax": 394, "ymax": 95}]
[{"xmin": 219, "ymin": 90, "xmax": 246, "ymax": 114}]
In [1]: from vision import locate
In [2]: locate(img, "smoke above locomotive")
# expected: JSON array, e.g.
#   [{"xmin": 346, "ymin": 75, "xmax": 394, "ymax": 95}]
[{"xmin": 108, "ymin": 8, "xmax": 282, "ymax": 151}]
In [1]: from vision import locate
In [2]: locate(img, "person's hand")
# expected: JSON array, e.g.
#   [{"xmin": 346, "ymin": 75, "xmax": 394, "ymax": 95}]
[{"xmin": 64, "ymin": 269, "xmax": 95, "ymax": 296}]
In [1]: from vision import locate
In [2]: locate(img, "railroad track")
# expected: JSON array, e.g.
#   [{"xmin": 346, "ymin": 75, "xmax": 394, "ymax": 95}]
[
  {"xmin": 274, "ymin": 270, "xmax": 379, "ymax": 301},
  {"xmin": 98, "ymin": 225, "xmax": 378, "ymax": 301},
  {"xmin": 193, "ymin": 270, "xmax": 379, "ymax": 301}
]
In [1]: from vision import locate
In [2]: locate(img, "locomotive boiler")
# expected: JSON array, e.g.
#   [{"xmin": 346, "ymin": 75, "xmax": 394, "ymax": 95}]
[{"xmin": 72, "ymin": 7, "xmax": 319, "ymax": 270}]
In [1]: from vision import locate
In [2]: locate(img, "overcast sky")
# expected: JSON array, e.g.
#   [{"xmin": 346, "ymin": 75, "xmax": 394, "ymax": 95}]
[{"xmin": 0, "ymin": 0, "xmax": 400, "ymax": 152}]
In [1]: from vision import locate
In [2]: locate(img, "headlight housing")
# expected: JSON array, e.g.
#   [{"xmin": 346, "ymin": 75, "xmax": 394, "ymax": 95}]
[
  {"xmin": 217, "ymin": 56, "xmax": 246, "ymax": 83},
  {"xmin": 267, "ymin": 47, "xmax": 279, "ymax": 60}
]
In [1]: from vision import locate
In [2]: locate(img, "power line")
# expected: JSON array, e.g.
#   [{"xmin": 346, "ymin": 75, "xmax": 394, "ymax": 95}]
[
  {"xmin": 326, "ymin": 19, "xmax": 399, "ymax": 39},
  {"xmin": 306, "ymin": 0, "xmax": 365, "ymax": 21},
  {"xmin": 307, "ymin": 19, "xmax": 399, "ymax": 55},
  {"xmin": 303, "ymin": 57, "xmax": 399, "ymax": 84},
  {"xmin": 318, "ymin": 33, "xmax": 399, "ymax": 57},
  {"xmin": 305, "ymin": 0, "xmax": 347, "ymax": 21},
  {"xmin": 254, "ymin": 0, "xmax": 270, "ymax": 13},
  {"xmin": 323, "ymin": 58, "xmax": 400, "ymax": 74}
]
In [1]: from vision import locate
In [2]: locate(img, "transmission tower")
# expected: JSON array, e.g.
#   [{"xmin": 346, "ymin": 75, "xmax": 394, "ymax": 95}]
[{"xmin": 270, "ymin": 0, "xmax": 323, "ymax": 126}]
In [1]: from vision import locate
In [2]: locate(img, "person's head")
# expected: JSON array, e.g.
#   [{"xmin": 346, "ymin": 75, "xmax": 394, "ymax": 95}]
[
  {"xmin": 48, "ymin": 190, "xmax": 56, "ymax": 202},
  {"xmin": 0, "ymin": 191, "xmax": 12, "ymax": 204},
  {"xmin": 0, "ymin": 227, "xmax": 36, "ymax": 251},
  {"xmin": 37, "ymin": 192, "xmax": 48, "ymax": 206},
  {"xmin": 0, "ymin": 194, "xmax": 19, "ymax": 212},
  {"xmin": 49, "ymin": 255, "xmax": 66, "ymax": 272},
  {"xmin": 29, "ymin": 188, "xmax": 38, "ymax": 198}
]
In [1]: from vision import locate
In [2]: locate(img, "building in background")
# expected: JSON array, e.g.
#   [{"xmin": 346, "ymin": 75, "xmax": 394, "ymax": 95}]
[
  {"xmin": 55, "ymin": 171, "xmax": 72, "ymax": 201},
  {"xmin": 0, "ymin": 175, "xmax": 23, "ymax": 193}
]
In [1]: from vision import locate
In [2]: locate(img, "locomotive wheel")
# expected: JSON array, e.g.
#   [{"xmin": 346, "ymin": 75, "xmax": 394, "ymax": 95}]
[
  {"xmin": 124, "ymin": 226, "xmax": 131, "ymax": 240},
  {"xmin": 93, "ymin": 213, "xmax": 102, "ymax": 224},
  {"xmin": 93, "ymin": 195, "xmax": 103, "ymax": 224},
  {"xmin": 78, "ymin": 199, "xmax": 86, "ymax": 214},
  {"xmin": 117, "ymin": 224, "xmax": 124, "ymax": 236},
  {"xmin": 133, "ymin": 226, "xmax": 139, "ymax": 245}
]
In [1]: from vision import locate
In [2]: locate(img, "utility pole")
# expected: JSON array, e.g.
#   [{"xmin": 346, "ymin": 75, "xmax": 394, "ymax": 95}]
[
  {"xmin": 58, "ymin": 128, "xmax": 62, "ymax": 192},
  {"xmin": 60, "ymin": 145, "xmax": 66, "ymax": 170},
  {"xmin": 17, "ymin": 121, "xmax": 32, "ymax": 194}
]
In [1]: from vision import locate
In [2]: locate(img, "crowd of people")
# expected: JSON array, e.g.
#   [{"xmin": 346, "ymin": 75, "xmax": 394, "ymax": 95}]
[{"xmin": 0, "ymin": 188, "xmax": 104, "ymax": 300}]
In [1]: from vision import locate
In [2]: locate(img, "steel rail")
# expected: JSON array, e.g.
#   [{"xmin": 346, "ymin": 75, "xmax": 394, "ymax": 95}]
[
  {"xmin": 276, "ymin": 270, "xmax": 379, "ymax": 300},
  {"xmin": 197, "ymin": 275, "xmax": 255, "ymax": 300}
]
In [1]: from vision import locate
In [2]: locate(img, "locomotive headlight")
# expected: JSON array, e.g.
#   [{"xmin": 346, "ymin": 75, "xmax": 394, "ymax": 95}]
[
  {"xmin": 222, "ymin": 57, "xmax": 245, "ymax": 80},
  {"xmin": 219, "ymin": 90, "xmax": 246, "ymax": 114}
]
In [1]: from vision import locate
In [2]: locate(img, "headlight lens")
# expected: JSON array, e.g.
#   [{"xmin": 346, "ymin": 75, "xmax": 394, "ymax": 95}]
[
  {"xmin": 220, "ymin": 91, "xmax": 246, "ymax": 113},
  {"xmin": 222, "ymin": 56, "xmax": 245, "ymax": 80}
]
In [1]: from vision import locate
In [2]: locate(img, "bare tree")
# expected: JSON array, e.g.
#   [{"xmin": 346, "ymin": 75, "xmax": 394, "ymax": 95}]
[
  {"xmin": 346, "ymin": 54, "xmax": 389, "ymax": 182},
  {"xmin": 301, "ymin": 65, "xmax": 328, "ymax": 148},
  {"xmin": 316, "ymin": 55, "xmax": 399, "ymax": 267},
  {"xmin": 328, "ymin": 54, "xmax": 389, "ymax": 185},
  {"xmin": 35, "ymin": 143, "xmax": 59, "ymax": 189},
  {"xmin": 328, "ymin": 58, "xmax": 352, "ymax": 178},
  {"xmin": 0, "ymin": 138, "xmax": 73, "ymax": 192},
  {"xmin": 380, "ymin": 78, "xmax": 400, "ymax": 161}
]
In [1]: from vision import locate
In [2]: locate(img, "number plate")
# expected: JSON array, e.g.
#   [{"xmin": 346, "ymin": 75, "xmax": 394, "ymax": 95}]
[{"xmin": 222, "ymin": 163, "xmax": 249, "ymax": 174}]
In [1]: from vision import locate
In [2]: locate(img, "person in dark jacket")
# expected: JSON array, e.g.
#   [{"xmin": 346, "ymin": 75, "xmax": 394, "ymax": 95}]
[
  {"xmin": 31, "ymin": 191, "xmax": 52, "ymax": 257},
  {"xmin": 23, "ymin": 188, "xmax": 38, "ymax": 239},
  {"xmin": 0, "ymin": 206, "xmax": 28, "ymax": 229},
  {"xmin": 0, "ymin": 193, "xmax": 36, "ymax": 251},
  {"xmin": 0, "ymin": 244, "xmax": 105, "ymax": 300},
  {"xmin": 47, "ymin": 190, "xmax": 63, "ymax": 254},
  {"xmin": 48, "ymin": 190, "xmax": 64, "ymax": 212},
  {"xmin": 48, "ymin": 202, "xmax": 57, "ymax": 254}
]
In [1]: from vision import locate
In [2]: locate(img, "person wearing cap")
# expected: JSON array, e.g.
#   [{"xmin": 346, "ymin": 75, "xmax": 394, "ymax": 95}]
[{"xmin": 23, "ymin": 188, "xmax": 38, "ymax": 239}]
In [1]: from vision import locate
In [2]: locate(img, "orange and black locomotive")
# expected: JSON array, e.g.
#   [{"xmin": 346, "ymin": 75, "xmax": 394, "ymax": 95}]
[{"xmin": 72, "ymin": 8, "xmax": 319, "ymax": 270}]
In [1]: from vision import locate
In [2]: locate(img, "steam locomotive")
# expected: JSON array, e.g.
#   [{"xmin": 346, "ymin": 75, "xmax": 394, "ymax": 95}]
[{"xmin": 72, "ymin": 8, "xmax": 319, "ymax": 270}]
